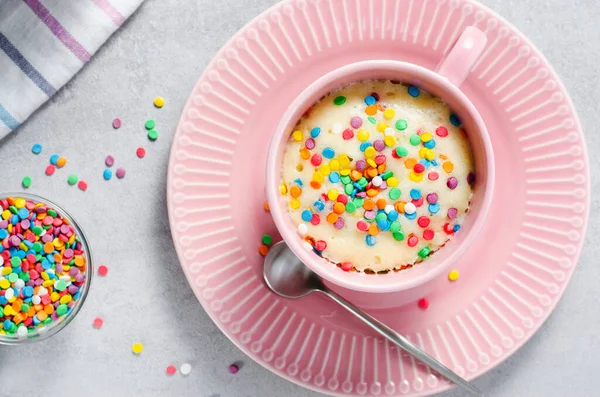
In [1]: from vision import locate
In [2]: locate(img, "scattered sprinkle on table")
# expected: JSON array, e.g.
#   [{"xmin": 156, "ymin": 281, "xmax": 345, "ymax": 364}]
[
  {"xmin": 50, "ymin": 154, "xmax": 59, "ymax": 165},
  {"xmin": 145, "ymin": 119, "xmax": 155, "ymax": 130},
  {"xmin": 67, "ymin": 175, "xmax": 78, "ymax": 186},
  {"xmin": 112, "ymin": 118, "xmax": 121, "ymax": 129},
  {"xmin": 261, "ymin": 234, "xmax": 273, "ymax": 245},
  {"xmin": 154, "ymin": 96, "xmax": 165, "ymax": 108},
  {"xmin": 103, "ymin": 169, "xmax": 112, "ymax": 180},
  {"xmin": 31, "ymin": 144, "xmax": 42, "ymax": 154},
  {"xmin": 148, "ymin": 129, "xmax": 158, "ymax": 141},
  {"xmin": 229, "ymin": 364, "xmax": 239, "ymax": 374},
  {"xmin": 132, "ymin": 343, "xmax": 143, "ymax": 354},
  {"xmin": 259, "ymin": 245, "xmax": 269, "ymax": 256},
  {"xmin": 97, "ymin": 265, "xmax": 108, "ymax": 276},
  {"xmin": 263, "ymin": 201, "xmax": 270, "ymax": 212},
  {"xmin": 0, "ymin": 196, "xmax": 88, "ymax": 337},
  {"xmin": 78, "ymin": 181, "xmax": 88, "ymax": 191},
  {"xmin": 116, "ymin": 168, "xmax": 126, "ymax": 179},
  {"xmin": 418, "ymin": 298, "xmax": 429, "ymax": 309},
  {"xmin": 166, "ymin": 365, "xmax": 177, "ymax": 376},
  {"xmin": 448, "ymin": 269, "xmax": 460, "ymax": 281},
  {"xmin": 136, "ymin": 147, "xmax": 146, "ymax": 158},
  {"xmin": 57, "ymin": 157, "xmax": 67, "ymax": 168},
  {"xmin": 105, "ymin": 156, "xmax": 115, "ymax": 167},
  {"xmin": 180, "ymin": 363, "xmax": 192, "ymax": 375},
  {"xmin": 21, "ymin": 176, "xmax": 32, "ymax": 188},
  {"xmin": 93, "ymin": 317, "xmax": 104, "ymax": 329},
  {"xmin": 45, "ymin": 165, "xmax": 55, "ymax": 176}
]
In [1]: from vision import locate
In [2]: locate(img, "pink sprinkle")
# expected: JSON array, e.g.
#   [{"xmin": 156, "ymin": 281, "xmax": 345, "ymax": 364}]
[
  {"xmin": 426, "ymin": 193, "xmax": 438, "ymax": 204},
  {"xmin": 116, "ymin": 168, "xmax": 126, "ymax": 179},
  {"xmin": 229, "ymin": 364, "xmax": 239, "ymax": 374},
  {"xmin": 305, "ymin": 138, "xmax": 316, "ymax": 149},
  {"xmin": 447, "ymin": 177, "xmax": 458, "ymax": 189},
  {"xmin": 341, "ymin": 262, "xmax": 353, "ymax": 272},
  {"xmin": 334, "ymin": 218, "xmax": 344, "ymax": 229},
  {"xmin": 78, "ymin": 180, "xmax": 88, "ymax": 191},
  {"xmin": 355, "ymin": 159, "xmax": 366, "ymax": 171},
  {"xmin": 136, "ymin": 147, "xmax": 146, "ymax": 158},
  {"xmin": 93, "ymin": 317, "xmax": 104, "ymax": 329},
  {"xmin": 342, "ymin": 129, "xmax": 354, "ymax": 140},
  {"xmin": 98, "ymin": 265, "xmax": 108, "ymax": 276},
  {"xmin": 112, "ymin": 118, "xmax": 122, "ymax": 129},
  {"xmin": 166, "ymin": 365, "xmax": 177, "ymax": 376},
  {"xmin": 447, "ymin": 207, "xmax": 458, "ymax": 219},
  {"xmin": 105, "ymin": 155, "xmax": 115, "ymax": 167},
  {"xmin": 436, "ymin": 126, "xmax": 448, "ymax": 137},
  {"xmin": 350, "ymin": 117, "xmax": 362, "ymax": 129},
  {"xmin": 357, "ymin": 221, "xmax": 368, "ymax": 231},
  {"xmin": 428, "ymin": 172, "xmax": 439, "ymax": 181}
]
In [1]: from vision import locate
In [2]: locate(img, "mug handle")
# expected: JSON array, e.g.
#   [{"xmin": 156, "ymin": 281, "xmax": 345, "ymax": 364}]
[{"xmin": 436, "ymin": 26, "xmax": 488, "ymax": 88}]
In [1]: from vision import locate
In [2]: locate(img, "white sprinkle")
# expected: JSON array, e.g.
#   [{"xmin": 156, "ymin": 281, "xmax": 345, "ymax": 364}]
[
  {"xmin": 38, "ymin": 287, "xmax": 48, "ymax": 296},
  {"xmin": 404, "ymin": 203, "xmax": 417, "ymax": 214},
  {"xmin": 297, "ymin": 223, "xmax": 308, "ymax": 236},
  {"xmin": 332, "ymin": 123, "xmax": 342, "ymax": 134},
  {"xmin": 180, "ymin": 363, "xmax": 192, "ymax": 375},
  {"xmin": 303, "ymin": 242, "xmax": 313, "ymax": 251},
  {"xmin": 371, "ymin": 176, "xmax": 383, "ymax": 187},
  {"xmin": 5, "ymin": 288, "xmax": 14, "ymax": 300},
  {"xmin": 14, "ymin": 279, "xmax": 25, "ymax": 289},
  {"xmin": 384, "ymin": 205, "xmax": 394, "ymax": 214},
  {"xmin": 384, "ymin": 128, "xmax": 395, "ymax": 136},
  {"xmin": 32, "ymin": 295, "xmax": 41, "ymax": 305},
  {"xmin": 16, "ymin": 326, "xmax": 27, "ymax": 337}
]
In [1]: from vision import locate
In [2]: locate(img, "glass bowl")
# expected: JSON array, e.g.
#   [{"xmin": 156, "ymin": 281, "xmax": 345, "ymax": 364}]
[{"xmin": 0, "ymin": 192, "xmax": 93, "ymax": 344}]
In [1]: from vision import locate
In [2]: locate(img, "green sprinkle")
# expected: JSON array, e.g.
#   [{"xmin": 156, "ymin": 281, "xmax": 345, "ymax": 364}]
[
  {"xmin": 22, "ymin": 176, "xmax": 32, "ymax": 188},
  {"xmin": 340, "ymin": 175, "xmax": 351, "ymax": 185},
  {"xmin": 43, "ymin": 317, "xmax": 52, "ymax": 325},
  {"xmin": 345, "ymin": 202, "xmax": 357, "ymax": 213},
  {"xmin": 20, "ymin": 304, "xmax": 30, "ymax": 313},
  {"xmin": 344, "ymin": 184, "xmax": 354, "ymax": 195},
  {"xmin": 393, "ymin": 232, "xmax": 405, "ymax": 241},
  {"xmin": 381, "ymin": 171, "xmax": 394, "ymax": 180},
  {"xmin": 8, "ymin": 273, "xmax": 18, "ymax": 283},
  {"xmin": 10, "ymin": 257, "xmax": 21, "ymax": 267},
  {"xmin": 8, "ymin": 206, "xmax": 17, "ymax": 214},
  {"xmin": 47, "ymin": 209, "xmax": 57, "ymax": 218},
  {"xmin": 395, "ymin": 146, "xmax": 409, "ymax": 157},
  {"xmin": 389, "ymin": 188, "xmax": 401, "ymax": 200},
  {"xmin": 358, "ymin": 177, "xmax": 368, "ymax": 188},
  {"xmin": 55, "ymin": 280, "xmax": 67, "ymax": 291},
  {"xmin": 262, "ymin": 234, "xmax": 273, "ymax": 245},
  {"xmin": 32, "ymin": 241, "xmax": 42, "ymax": 251},
  {"xmin": 367, "ymin": 116, "xmax": 377, "ymax": 124},
  {"xmin": 148, "ymin": 129, "xmax": 159, "ymax": 141},
  {"xmin": 353, "ymin": 198, "xmax": 364, "ymax": 208},
  {"xmin": 395, "ymin": 119, "xmax": 408, "ymax": 130},
  {"xmin": 56, "ymin": 304, "xmax": 68, "ymax": 316},
  {"xmin": 0, "ymin": 307, "xmax": 3, "ymax": 317},
  {"xmin": 145, "ymin": 119, "xmax": 156, "ymax": 130},
  {"xmin": 409, "ymin": 135, "xmax": 421, "ymax": 146},
  {"xmin": 390, "ymin": 221, "xmax": 401, "ymax": 233},
  {"xmin": 333, "ymin": 96, "xmax": 346, "ymax": 105},
  {"xmin": 20, "ymin": 272, "xmax": 30, "ymax": 282},
  {"xmin": 418, "ymin": 247, "xmax": 432, "ymax": 258},
  {"xmin": 68, "ymin": 175, "xmax": 78, "ymax": 185},
  {"xmin": 375, "ymin": 213, "xmax": 387, "ymax": 222}
]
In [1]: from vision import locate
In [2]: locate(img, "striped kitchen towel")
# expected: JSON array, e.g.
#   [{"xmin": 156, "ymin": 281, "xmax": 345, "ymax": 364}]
[{"xmin": 0, "ymin": 0, "xmax": 144, "ymax": 139}]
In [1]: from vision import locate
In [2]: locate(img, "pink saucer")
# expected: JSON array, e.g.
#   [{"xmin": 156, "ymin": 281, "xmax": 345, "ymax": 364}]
[{"xmin": 167, "ymin": 1, "xmax": 589, "ymax": 396}]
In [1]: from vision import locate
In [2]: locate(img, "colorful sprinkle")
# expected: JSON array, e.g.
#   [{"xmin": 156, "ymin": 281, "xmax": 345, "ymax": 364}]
[
  {"xmin": 21, "ymin": 176, "xmax": 31, "ymax": 188},
  {"xmin": 67, "ymin": 175, "xmax": 78, "ymax": 185},
  {"xmin": 418, "ymin": 298, "xmax": 429, "ymax": 309},
  {"xmin": 50, "ymin": 154, "xmax": 59, "ymax": 165},
  {"xmin": 112, "ymin": 118, "xmax": 122, "ymax": 129},
  {"xmin": 98, "ymin": 265, "xmax": 108, "ymax": 276},
  {"xmin": 408, "ymin": 86, "xmax": 420, "ymax": 97},
  {"xmin": 148, "ymin": 129, "xmax": 158, "ymax": 141},
  {"xmin": 77, "ymin": 181, "xmax": 88, "ymax": 191},
  {"xmin": 145, "ymin": 119, "xmax": 156, "ymax": 130},
  {"xmin": 262, "ymin": 234, "xmax": 273, "ymax": 245},
  {"xmin": 105, "ymin": 156, "xmax": 115, "ymax": 167},
  {"xmin": 93, "ymin": 317, "xmax": 104, "ymax": 329},
  {"xmin": 45, "ymin": 165, "xmax": 55, "ymax": 176},
  {"xmin": 259, "ymin": 245, "xmax": 269, "ymax": 256},
  {"xmin": 116, "ymin": 168, "xmax": 126, "ymax": 179},
  {"xmin": 132, "ymin": 343, "xmax": 144, "ymax": 354},
  {"xmin": 448, "ymin": 269, "xmax": 460, "ymax": 281},
  {"xmin": 154, "ymin": 96, "xmax": 165, "ymax": 108},
  {"xmin": 449, "ymin": 114, "xmax": 461, "ymax": 126},
  {"xmin": 334, "ymin": 96, "xmax": 347, "ymax": 105},
  {"xmin": 229, "ymin": 364, "xmax": 239, "ymax": 374},
  {"xmin": 166, "ymin": 365, "xmax": 177, "ymax": 376},
  {"xmin": 180, "ymin": 363, "xmax": 192, "ymax": 375},
  {"xmin": 31, "ymin": 144, "xmax": 42, "ymax": 154},
  {"xmin": 136, "ymin": 147, "xmax": 146, "ymax": 158},
  {"xmin": 57, "ymin": 157, "xmax": 67, "ymax": 168},
  {"xmin": 103, "ymin": 169, "xmax": 112, "ymax": 180}
]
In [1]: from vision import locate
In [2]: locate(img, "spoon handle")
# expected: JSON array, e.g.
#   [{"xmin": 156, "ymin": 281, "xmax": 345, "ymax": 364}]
[{"xmin": 321, "ymin": 289, "xmax": 482, "ymax": 396}]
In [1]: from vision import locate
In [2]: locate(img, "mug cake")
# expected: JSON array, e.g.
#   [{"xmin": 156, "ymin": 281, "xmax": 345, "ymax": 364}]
[{"xmin": 280, "ymin": 80, "xmax": 475, "ymax": 273}]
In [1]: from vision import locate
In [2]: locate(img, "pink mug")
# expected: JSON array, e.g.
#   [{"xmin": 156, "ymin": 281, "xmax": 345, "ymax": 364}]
[{"xmin": 266, "ymin": 27, "xmax": 494, "ymax": 293}]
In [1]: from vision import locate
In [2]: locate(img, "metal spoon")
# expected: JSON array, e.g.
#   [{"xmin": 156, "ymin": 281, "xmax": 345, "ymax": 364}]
[{"xmin": 264, "ymin": 241, "xmax": 482, "ymax": 396}]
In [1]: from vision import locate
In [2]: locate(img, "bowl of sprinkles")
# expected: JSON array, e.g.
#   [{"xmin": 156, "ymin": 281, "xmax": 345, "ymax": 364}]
[
  {"xmin": 266, "ymin": 60, "xmax": 494, "ymax": 293},
  {"xmin": 0, "ymin": 193, "xmax": 92, "ymax": 344}
]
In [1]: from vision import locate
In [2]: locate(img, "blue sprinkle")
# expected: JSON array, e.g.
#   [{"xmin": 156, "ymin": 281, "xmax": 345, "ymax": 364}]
[
  {"xmin": 449, "ymin": 113, "xmax": 461, "ymax": 127},
  {"xmin": 50, "ymin": 154, "xmax": 59, "ymax": 165},
  {"xmin": 410, "ymin": 189, "xmax": 422, "ymax": 200},
  {"xmin": 301, "ymin": 210, "xmax": 313, "ymax": 222},
  {"xmin": 429, "ymin": 203, "xmax": 441, "ymax": 214},
  {"xmin": 353, "ymin": 183, "xmax": 362, "ymax": 191},
  {"xmin": 405, "ymin": 212, "xmax": 417, "ymax": 220},
  {"xmin": 364, "ymin": 95, "xmax": 376, "ymax": 106},
  {"xmin": 22, "ymin": 286, "xmax": 34, "ymax": 297},
  {"xmin": 351, "ymin": 189, "xmax": 357, "ymax": 198},
  {"xmin": 0, "ymin": 296, "xmax": 7, "ymax": 305},
  {"xmin": 454, "ymin": 224, "xmax": 461, "ymax": 232},
  {"xmin": 310, "ymin": 127, "xmax": 321, "ymax": 138},
  {"xmin": 0, "ymin": 229, "xmax": 8, "ymax": 239},
  {"xmin": 420, "ymin": 159, "xmax": 431, "ymax": 168},
  {"xmin": 408, "ymin": 85, "xmax": 420, "ymax": 97},
  {"xmin": 366, "ymin": 235, "xmax": 377, "ymax": 246},
  {"xmin": 103, "ymin": 169, "xmax": 112, "ymax": 180},
  {"xmin": 424, "ymin": 140, "xmax": 436, "ymax": 149},
  {"xmin": 322, "ymin": 147, "xmax": 335, "ymax": 159},
  {"xmin": 10, "ymin": 215, "xmax": 19, "ymax": 225},
  {"xmin": 31, "ymin": 143, "xmax": 42, "ymax": 154},
  {"xmin": 17, "ymin": 208, "xmax": 29, "ymax": 220},
  {"xmin": 377, "ymin": 219, "xmax": 390, "ymax": 231},
  {"xmin": 314, "ymin": 200, "xmax": 325, "ymax": 211},
  {"xmin": 294, "ymin": 178, "xmax": 303, "ymax": 187},
  {"xmin": 388, "ymin": 210, "xmax": 399, "ymax": 221},
  {"xmin": 359, "ymin": 142, "xmax": 372, "ymax": 152},
  {"xmin": 3, "ymin": 320, "xmax": 14, "ymax": 330},
  {"xmin": 42, "ymin": 259, "xmax": 51, "ymax": 269},
  {"xmin": 431, "ymin": 160, "xmax": 439, "ymax": 166},
  {"xmin": 329, "ymin": 172, "xmax": 340, "ymax": 183}
]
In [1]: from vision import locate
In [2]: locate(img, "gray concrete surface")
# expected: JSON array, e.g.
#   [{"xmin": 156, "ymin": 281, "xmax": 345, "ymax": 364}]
[{"xmin": 0, "ymin": 0, "xmax": 598, "ymax": 396}]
